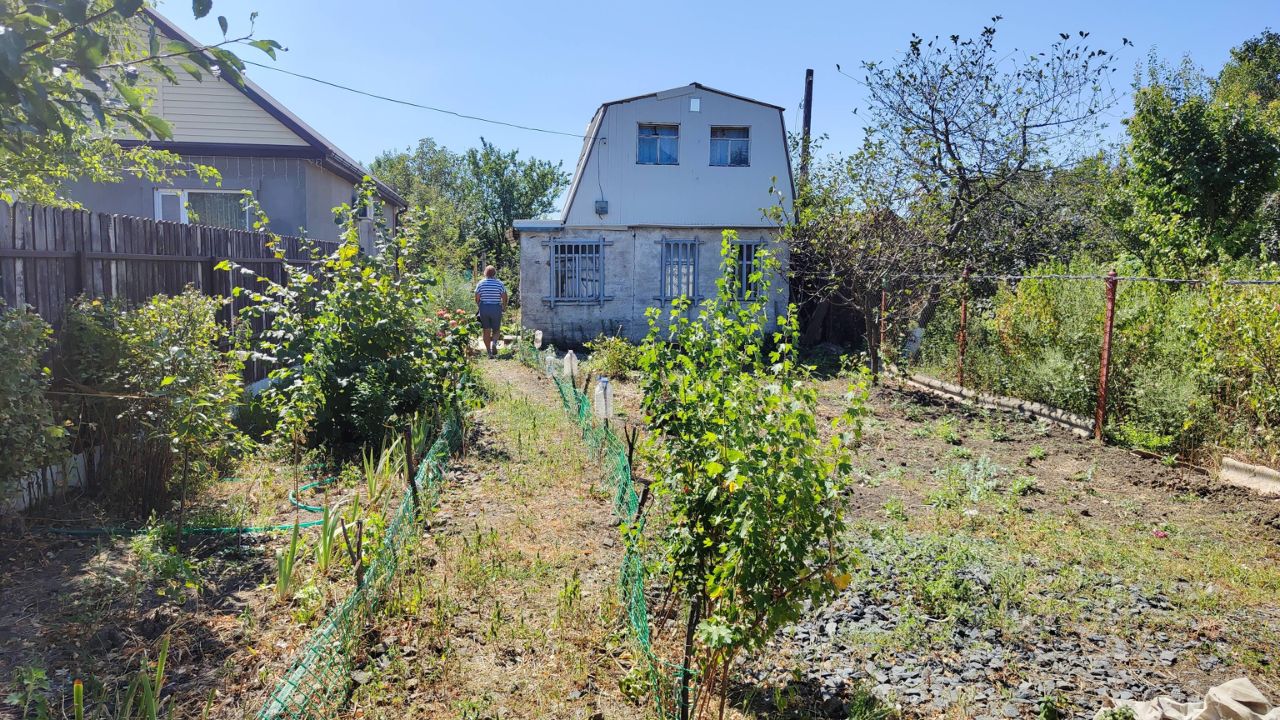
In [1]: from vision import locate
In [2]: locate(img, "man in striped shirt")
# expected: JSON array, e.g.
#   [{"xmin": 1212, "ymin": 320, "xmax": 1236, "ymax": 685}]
[{"xmin": 474, "ymin": 265, "xmax": 508, "ymax": 358}]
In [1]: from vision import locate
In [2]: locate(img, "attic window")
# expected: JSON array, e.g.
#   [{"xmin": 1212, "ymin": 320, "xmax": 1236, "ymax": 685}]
[
  {"xmin": 638, "ymin": 124, "xmax": 679, "ymax": 165},
  {"xmin": 710, "ymin": 127, "xmax": 750, "ymax": 167}
]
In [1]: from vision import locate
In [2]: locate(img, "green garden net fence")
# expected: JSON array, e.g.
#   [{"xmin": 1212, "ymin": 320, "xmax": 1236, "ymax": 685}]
[
  {"xmin": 515, "ymin": 340, "xmax": 691, "ymax": 719},
  {"xmin": 256, "ymin": 411, "xmax": 463, "ymax": 719}
]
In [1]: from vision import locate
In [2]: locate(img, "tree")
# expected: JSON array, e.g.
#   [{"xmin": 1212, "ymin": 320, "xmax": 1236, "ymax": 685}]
[
  {"xmin": 372, "ymin": 136, "xmax": 568, "ymax": 280},
  {"xmin": 0, "ymin": 0, "xmax": 280, "ymax": 205},
  {"xmin": 638, "ymin": 234, "xmax": 866, "ymax": 718},
  {"xmin": 461, "ymin": 138, "xmax": 568, "ymax": 272},
  {"xmin": 1116, "ymin": 56, "xmax": 1280, "ymax": 268},
  {"xmin": 371, "ymin": 139, "xmax": 472, "ymax": 270},
  {"xmin": 1216, "ymin": 29, "xmax": 1280, "ymax": 108},
  {"xmin": 853, "ymin": 18, "xmax": 1119, "ymax": 271}
]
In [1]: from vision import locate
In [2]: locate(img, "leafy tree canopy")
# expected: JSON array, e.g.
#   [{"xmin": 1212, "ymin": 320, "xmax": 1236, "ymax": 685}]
[
  {"xmin": 372, "ymin": 137, "xmax": 568, "ymax": 280},
  {"xmin": 0, "ymin": 0, "xmax": 280, "ymax": 204}
]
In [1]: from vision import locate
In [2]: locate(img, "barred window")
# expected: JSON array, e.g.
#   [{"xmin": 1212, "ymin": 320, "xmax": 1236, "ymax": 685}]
[
  {"xmin": 552, "ymin": 241, "xmax": 603, "ymax": 302},
  {"xmin": 734, "ymin": 241, "xmax": 762, "ymax": 299},
  {"xmin": 660, "ymin": 238, "xmax": 699, "ymax": 301}
]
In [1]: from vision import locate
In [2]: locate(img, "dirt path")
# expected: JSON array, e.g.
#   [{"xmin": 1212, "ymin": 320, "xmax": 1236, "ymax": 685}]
[{"xmin": 347, "ymin": 359, "xmax": 647, "ymax": 719}]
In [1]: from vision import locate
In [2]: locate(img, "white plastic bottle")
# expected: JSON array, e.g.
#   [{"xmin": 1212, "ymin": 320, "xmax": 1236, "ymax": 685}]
[
  {"xmin": 533, "ymin": 329, "xmax": 543, "ymax": 349},
  {"xmin": 563, "ymin": 350, "xmax": 579, "ymax": 380},
  {"xmin": 593, "ymin": 377, "xmax": 613, "ymax": 419}
]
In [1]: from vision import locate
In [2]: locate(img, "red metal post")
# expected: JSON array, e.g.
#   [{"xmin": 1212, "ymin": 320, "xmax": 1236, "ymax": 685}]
[
  {"xmin": 957, "ymin": 268, "xmax": 970, "ymax": 387},
  {"xmin": 1094, "ymin": 270, "xmax": 1119, "ymax": 441}
]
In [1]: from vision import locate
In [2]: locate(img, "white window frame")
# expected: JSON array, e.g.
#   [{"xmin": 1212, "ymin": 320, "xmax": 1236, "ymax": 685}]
[
  {"xmin": 657, "ymin": 236, "xmax": 701, "ymax": 301},
  {"xmin": 545, "ymin": 237, "xmax": 608, "ymax": 305},
  {"xmin": 710, "ymin": 126, "xmax": 751, "ymax": 167},
  {"xmin": 637, "ymin": 123, "xmax": 680, "ymax": 165},
  {"xmin": 153, "ymin": 188, "xmax": 251, "ymax": 229}
]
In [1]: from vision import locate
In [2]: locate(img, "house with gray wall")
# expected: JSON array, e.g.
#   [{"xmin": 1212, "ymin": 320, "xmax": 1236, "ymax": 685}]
[
  {"xmin": 514, "ymin": 83, "xmax": 792, "ymax": 346},
  {"xmin": 63, "ymin": 9, "xmax": 405, "ymax": 244}
]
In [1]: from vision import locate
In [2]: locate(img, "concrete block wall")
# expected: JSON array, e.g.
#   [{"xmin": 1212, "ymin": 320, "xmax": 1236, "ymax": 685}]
[{"xmin": 519, "ymin": 226, "xmax": 788, "ymax": 347}]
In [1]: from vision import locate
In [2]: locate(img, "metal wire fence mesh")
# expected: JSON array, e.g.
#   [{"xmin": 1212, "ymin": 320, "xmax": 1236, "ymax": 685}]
[
  {"xmin": 514, "ymin": 340, "xmax": 689, "ymax": 719},
  {"xmin": 256, "ymin": 412, "xmax": 463, "ymax": 719},
  {"xmin": 907, "ymin": 268, "xmax": 1280, "ymax": 463}
]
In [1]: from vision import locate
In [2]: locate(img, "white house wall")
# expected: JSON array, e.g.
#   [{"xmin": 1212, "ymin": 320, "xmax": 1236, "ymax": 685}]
[
  {"xmin": 564, "ymin": 88, "xmax": 791, "ymax": 228},
  {"xmin": 520, "ymin": 227, "xmax": 789, "ymax": 346}
]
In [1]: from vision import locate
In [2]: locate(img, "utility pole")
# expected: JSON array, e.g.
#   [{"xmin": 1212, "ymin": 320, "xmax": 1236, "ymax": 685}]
[{"xmin": 799, "ymin": 68, "xmax": 814, "ymax": 184}]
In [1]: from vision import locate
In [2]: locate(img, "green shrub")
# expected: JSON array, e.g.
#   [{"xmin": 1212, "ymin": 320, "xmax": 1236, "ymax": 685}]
[
  {"xmin": 61, "ymin": 290, "xmax": 244, "ymax": 514},
  {"xmin": 583, "ymin": 333, "xmax": 641, "ymax": 378},
  {"xmin": 235, "ymin": 182, "xmax": 476, "ymax": 458},
  {"xmin": 0, "ymin": 303, "xmax": 65, "ymax": 487},
  {"xmin": 916, "ymin": 259, "xmax": 1280, "ymax": 461},
  {"xmin": 638, "ymin": 231, "xmax": 870, "ymax": 708}
]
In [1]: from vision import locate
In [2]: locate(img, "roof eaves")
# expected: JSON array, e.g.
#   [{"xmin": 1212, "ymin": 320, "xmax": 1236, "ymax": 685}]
[{"xmin": 141, "ymin": 8, "xmax": 406, "ymax": 209}]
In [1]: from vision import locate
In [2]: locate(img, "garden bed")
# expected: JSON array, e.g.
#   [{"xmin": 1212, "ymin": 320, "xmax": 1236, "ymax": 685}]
[
  {"xmin": 592, "ymin": 365, "xmax": 1280, "ymax": 719},
  {"xmin": 0, "ymin": 446, "xmax": 417, "ymax": 718}
]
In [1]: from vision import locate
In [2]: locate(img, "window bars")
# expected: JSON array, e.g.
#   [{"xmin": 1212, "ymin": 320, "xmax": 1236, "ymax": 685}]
[
  {"xmin": 734, "ymin": 241, "xmax": 761, "ymax": 299},
  {"xmin": 552, "ymin": 241, "xmax": 604, "ymax": 302},
  {"xmin": 660, "ymin": 238, "xmax": 699, "ymax": 301}
]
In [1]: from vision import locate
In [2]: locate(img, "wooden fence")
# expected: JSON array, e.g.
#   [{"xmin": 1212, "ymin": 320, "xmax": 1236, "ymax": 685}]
[
  {"xmin": 0, "ymin": 201, "xmax": 342, "ymax": 381},
  {"xmin": 0, "ymin": 201, "xmax": 339, "ymax": 329}
]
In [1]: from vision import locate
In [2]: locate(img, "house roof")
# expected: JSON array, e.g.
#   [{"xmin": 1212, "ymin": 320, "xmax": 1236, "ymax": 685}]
[
  {"xmin": 557, "ymin": 83, "xmax": 792, "ymax": 224},
  {"xmin": 136, "ymin": 9, "xmax": 407, "ymax": 209}
]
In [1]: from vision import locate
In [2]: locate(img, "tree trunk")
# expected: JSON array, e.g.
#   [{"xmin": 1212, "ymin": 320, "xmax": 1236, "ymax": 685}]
[
  {"xmin": 801, "ymin": 300, "xmax": 831, "ymax": 347},
  {"xmin": 679, "ymin": 596, "xmax": 702, "ymax": 720},
  {"xmin": 175, "ymin": 448, "xmax": 189, "ymax": 553}
]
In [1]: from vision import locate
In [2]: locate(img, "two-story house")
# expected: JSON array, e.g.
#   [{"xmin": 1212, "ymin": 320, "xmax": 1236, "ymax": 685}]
[{"xmin": 514, "ymin": 83, "xmax": 793, "ymax": 345}]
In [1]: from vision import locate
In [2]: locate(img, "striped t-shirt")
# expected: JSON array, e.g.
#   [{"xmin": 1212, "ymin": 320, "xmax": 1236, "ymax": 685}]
[{"xmin": 475, "ymin": 277, "xmax": 506, "ymax": 305}]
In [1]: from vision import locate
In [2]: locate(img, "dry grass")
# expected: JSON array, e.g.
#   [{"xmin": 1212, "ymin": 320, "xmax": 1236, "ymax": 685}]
[{"xmin": 347, "ymin": 360, "xmax": 648, "ymax": 719}]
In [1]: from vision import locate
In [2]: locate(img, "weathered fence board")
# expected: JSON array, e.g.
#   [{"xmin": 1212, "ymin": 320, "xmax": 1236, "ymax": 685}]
[
  {"xmin": 0, "ymin": 201, "xmax": 337, "ymax": 328},
  {"xmin": 0, "ymin": 201, "xmax": 339, "ymax": 381}
]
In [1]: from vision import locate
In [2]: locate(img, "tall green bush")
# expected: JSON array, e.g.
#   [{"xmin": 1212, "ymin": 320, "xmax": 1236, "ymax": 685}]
[
  {"xmin": 0, "ymin": 303, "xmax": 65, "ymax": 486},
  {"xmin": 638, "ymin": 232, "xmax": 868, "ymax": 714},
  {"xmin": 233, "ymin": 182, "xmax": 476, "ymax": 458},
  {"xmin": 61, "ymin": 290, "xmax": 244, "ymax": 513}
]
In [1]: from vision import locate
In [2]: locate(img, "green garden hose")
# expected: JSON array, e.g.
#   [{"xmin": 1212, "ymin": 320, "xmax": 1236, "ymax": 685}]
[{"xmin": 47, "ymin": 463, "xmax": 340, "ymax": 537}]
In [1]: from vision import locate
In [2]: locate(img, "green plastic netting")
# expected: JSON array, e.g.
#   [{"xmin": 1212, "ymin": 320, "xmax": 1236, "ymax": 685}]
[
  {"xmin": 256, "ymin": 411, "xmax": 462, "ymax": 719},
  {"xmin": 515, "ymin": 340, "xmax": 691, "ymax": 718}
]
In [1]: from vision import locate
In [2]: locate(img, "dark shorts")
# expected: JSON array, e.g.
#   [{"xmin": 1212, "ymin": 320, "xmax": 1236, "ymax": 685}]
[{"xmin": 478, "ymin": 304, "xmax": 503, "ymax": 331}]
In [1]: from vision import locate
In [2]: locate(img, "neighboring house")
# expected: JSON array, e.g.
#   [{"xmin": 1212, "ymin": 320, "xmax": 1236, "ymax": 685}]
[
  {"xmin": 513, "ymin": 83, "xmax": 793, "ymax": 346},
  {"xmin": 63, "ymin": 9, "xmax": 406, "ymax": 245}
]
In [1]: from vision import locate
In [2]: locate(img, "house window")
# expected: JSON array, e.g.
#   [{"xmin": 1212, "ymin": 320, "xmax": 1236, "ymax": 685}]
[
  {"xmin": 734, "ymin": 241, "xmax": 762, "ymax": 299},
  {"xmin": 710, "ymin": 127, "xmax": 750, "ymax": 167},
  {"xmin": 637, "ymin": 124, "xmax": 679, "ymax": 165},
  {"xmin": 154, "ymin": 189, "xmax": 250, "ymax": 229},
  {"xmin": 552, "ymin": 241, "xmax": 604, "ymax": 302},
  {"xmin": 660, "ymin": 238, "xmax": 699, "ymax": 301}
]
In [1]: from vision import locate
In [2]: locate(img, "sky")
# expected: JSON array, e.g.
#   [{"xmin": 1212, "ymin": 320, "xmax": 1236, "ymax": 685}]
[{"xmin": 170, "ymin": 0, "xmax": 1279, "ymax": 186}]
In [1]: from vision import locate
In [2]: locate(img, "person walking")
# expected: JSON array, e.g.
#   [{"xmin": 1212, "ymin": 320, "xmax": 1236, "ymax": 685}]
[{"xmin": 474, "ymin": 265, "xmax": 508, "ymax": 359}]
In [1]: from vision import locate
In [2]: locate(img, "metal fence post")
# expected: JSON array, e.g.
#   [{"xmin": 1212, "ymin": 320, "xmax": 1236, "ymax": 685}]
[
  {"xmin": 1094, "ymin": 270, "xmax": 1119, "ymax": 441},
  {"xmin": 957, "ymin": 267, "xmax": 971, "ymax": 387},
  {"xmin": 879, "ymin": 287, "xmax": 888, "ymax": 373}
]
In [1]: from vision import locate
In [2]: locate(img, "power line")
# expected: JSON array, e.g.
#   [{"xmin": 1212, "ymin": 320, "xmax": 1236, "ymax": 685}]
[{"xmin": 242, "ymin": 60, "xmax": 585, "ymax": 139}]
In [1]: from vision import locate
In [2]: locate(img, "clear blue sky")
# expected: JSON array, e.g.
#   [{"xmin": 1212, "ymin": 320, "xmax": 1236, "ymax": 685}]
[{"xmin": 170, "ymin": 0, "xmax": 1278, "ymax": 183}]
